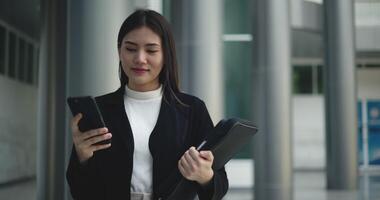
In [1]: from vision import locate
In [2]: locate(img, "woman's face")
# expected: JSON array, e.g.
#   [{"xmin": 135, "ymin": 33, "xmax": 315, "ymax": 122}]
[{"xmin": 119, "ymin": 26, "xmax": 163, "ymax": 92}]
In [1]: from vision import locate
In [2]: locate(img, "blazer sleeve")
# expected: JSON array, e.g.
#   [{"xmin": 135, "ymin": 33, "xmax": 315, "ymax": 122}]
[
  {"xmin": 66, "ymin": 146, "xmax": 105, "ymax": 200},
  {"xmin": 194, "ymin": 100, "xmax": 229, "ymax": 200}
]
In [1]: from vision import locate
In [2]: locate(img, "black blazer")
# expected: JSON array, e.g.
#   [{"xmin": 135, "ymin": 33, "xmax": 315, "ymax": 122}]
[{"xmin": 66, "ymin": 87, "xmax": 229, "ymax": 200}]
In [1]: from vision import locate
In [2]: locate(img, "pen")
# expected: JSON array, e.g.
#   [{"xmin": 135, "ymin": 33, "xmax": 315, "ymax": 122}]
[{"xmin": 196, "ymin": 140, "xmax": 207, "ymax": 151}]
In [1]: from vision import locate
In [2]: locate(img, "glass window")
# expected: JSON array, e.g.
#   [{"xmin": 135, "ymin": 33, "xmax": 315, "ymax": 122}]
[
  {"xmin": 34, "ymin": 47, "xmax": 39, "ymax": 85},
  {"xmin": 0, "ymin": 0, "xmax": 40, "ymax": 196},
  {"xmin": 317, "ymin": 65, "xmax": 323, "ymax": 94},
  {"xmin": 366, "ymin": 64, "xmax": 380, "ymax": 68},
  {"xmin": 224, "ymin": 0, "xmax": 251, "ymax": 34},
  {"xmin": 224, "ymin": 42, "xmax": 252, "ymax": 121},
  {"xmin": 162, "ymin": 0, "xmax": 171, "ymax": 20},
  {"xmin": 224, "ymin": 41, "xmax": 253, "ymax": 158},
  {"xmin": 27, "ymin": 44, "xmax": 34, "ymax": 84},
  {"xmin": 8, "ymin": 32, "xmax": 17, "ymax": 78},
  {"xmin": 18, "ymin": 39, "xmax": 26, "ymax": 81},
  {"xmin": 0, "ymin": 26, "xmax": 5, "ymax": 74},
  {"xmin": 293, "ymin": 66, "xmax": 313, "ymax": 94}
]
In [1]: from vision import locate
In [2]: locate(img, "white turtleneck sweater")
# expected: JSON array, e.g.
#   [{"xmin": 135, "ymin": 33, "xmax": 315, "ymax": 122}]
[{"xmin": 124, "ymin": 85, "xmax": 163, "ymax": 194}]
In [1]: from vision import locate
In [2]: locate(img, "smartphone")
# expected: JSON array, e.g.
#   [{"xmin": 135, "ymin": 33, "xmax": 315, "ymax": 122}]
[{"xmin": 67, "ymin": 96, "xmax": 111, "ymax": 145}]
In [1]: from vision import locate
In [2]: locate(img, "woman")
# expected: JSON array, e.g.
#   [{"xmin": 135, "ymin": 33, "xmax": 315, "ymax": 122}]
[{"xmin": 66, "ymin": 9, "xmax": 228, "ymax": 200}]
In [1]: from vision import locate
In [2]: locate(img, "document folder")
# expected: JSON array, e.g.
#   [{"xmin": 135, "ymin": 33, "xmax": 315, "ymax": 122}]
[{"xmin": 164, "ymin": 118, "xmax": 258, "ymax": 200}]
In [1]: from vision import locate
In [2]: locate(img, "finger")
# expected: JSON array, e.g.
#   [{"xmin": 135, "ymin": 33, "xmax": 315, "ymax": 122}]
[
  {"xmin": 180, "ymin": 154, "xmax": 192, "ymax": 171},
  {"xmin": 91, "ymin": 143, "xmax": 111, "ymax": 152},
  {"xmin": 183, "ymin": 151, "xmax": 198, "ymax": 171},
  {"xmin": 178, "ymin": 160, "xmax": 190, "ymax": 179},
  {"xmin": 188, "ymin": 147, "xmax": 201, "ymax": 164},
  {"xmin": 200, "ymin": 151, "xmax": 214, "ymax": 161},
  {"xmin": 82, "ymin": 127, "xmax": 109, "ymax": 141},
  {"xmin": 83, "ymin": 133, "xmax": 112, "ymax": 146},
  {"xmin": 73, "ymin": 113, "xmax": 82, "ymax": 124},
  {"xmin": 71, "ymin": 113, "xmax": 83, "ymax": 134}
]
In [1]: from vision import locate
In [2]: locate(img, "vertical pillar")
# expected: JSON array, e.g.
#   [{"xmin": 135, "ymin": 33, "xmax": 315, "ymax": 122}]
[
  {"xmin": 38, "ymin": 1, "xmax": 143, "ymax": 200},
  {"xmin": 251, "ymin": 0, "xmax": 292, "ymax": 200},
  {"xmin": 37, "ymin": 0, "xmax": 67, "ymax": 199},
  {"xmin": 323, "ymin": 0, "xmax": 357, "ymax": 190},
  {"xmin": 67, "ymin": 0, "xmax": 136, "ymax": 97},
  {"xmin": 171, "ymin": 0, "xmax": 224, "ymax": 123},
  {"xmin": 65, "ymin": 0, "xmax": 139, "ymax": 199}
]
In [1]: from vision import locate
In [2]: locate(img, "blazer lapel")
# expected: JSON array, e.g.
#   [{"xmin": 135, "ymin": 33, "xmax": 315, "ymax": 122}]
[{"xmin": 100, "ymin": 87, "xmax": 134, "ymax": 154}]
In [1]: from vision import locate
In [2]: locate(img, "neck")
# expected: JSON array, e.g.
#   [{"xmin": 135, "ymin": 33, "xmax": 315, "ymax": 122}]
[
  {"xmin": 127, "ymin": 83, "xmax": 160, "ymax": 92},
  {"xmin": 125, "ymin": 84, "xmax": 163, "ymax": 100}
]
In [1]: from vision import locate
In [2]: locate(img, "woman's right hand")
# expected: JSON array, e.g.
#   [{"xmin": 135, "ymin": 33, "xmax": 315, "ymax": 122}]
[{"xmin": 71, "ymin": 113, "xmax": 112, "ymax": 164}]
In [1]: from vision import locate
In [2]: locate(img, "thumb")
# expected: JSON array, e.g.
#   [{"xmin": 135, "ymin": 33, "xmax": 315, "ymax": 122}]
[{"xmin": 200, "ymin": 151, "xmax": 213, "ymax": 161}]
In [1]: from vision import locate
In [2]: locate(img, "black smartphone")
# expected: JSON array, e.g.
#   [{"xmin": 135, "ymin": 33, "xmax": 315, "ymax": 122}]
[{"xmin": 67, "ymin": 96, "xmax": 111, "ymax": 145}]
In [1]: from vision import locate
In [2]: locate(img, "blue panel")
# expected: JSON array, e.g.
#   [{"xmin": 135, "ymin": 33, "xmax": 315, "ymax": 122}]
[
  {"xmin": 367, "ymin": 101, "xmax": 380, "ymax": 165},
  {"xmin": 358, "ymin": 101, "xmax": 362, "ymax": 127},
  {"xmin": 358, "ymin": 101, "xmax": 363, "ymax": 165},
  {"xmin": 368, "ymin": 101, "xmax": 380, "ymax": 129},
  {"xmin": 358, "ymin": 126, "xmax": 364, "ymax": 165}
]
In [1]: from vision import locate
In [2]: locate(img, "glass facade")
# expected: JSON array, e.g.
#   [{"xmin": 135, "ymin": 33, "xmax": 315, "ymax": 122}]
[
  {"xmin": 223, "ymin": 0, "xmax": 253, "ymax": 159},
  {"xmin": 224, "ymin": 0, "xmax": 251, "ymax": 34}
]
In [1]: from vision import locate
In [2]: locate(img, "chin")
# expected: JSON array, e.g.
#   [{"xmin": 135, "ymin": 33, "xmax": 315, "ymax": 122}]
[{"xmin": 130, "ymin": 79, "xmax": 150, "ymax": 86}]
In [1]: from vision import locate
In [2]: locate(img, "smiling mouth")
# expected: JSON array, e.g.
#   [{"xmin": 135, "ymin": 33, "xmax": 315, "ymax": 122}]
[{"xmin": 131, "ymin": 68, "xmax": 149, "ymax": 74}]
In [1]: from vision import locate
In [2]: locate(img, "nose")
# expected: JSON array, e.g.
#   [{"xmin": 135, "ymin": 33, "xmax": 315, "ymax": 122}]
[{"xmin": 134, "ymin": 50, "xmax": 147, "ymax": 64}]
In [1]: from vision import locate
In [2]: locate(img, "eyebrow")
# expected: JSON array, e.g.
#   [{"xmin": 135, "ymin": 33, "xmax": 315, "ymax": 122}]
[{"xmin": 124, "ymin": 41, "xmax": 160, "ymax": 47}]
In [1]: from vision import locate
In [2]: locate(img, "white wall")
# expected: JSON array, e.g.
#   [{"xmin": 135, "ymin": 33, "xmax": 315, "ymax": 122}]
[
  {"xmin": 292, "ymin": 95, "xmax": 325, "ymax": 169},
  {"xmin": 0, "ymin": 76, "xmax": 37, "ymax": 183},
  {"xmin": 357, "ymin": 68, "xmax": 380, "ymax": 99}
]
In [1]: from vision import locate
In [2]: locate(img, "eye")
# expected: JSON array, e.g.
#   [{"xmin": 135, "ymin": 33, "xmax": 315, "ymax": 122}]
[
  {"xmin": 147, "ymin": 50, "xmax": 159, "ymax": 54},
  {"xmin": 125, "ymin": 47, "xmax": 136, "ymax": 52}
]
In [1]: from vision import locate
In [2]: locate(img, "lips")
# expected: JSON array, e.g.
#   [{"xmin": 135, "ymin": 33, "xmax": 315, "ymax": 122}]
[{"xmin": 131, "ymin": 67, "xmax": 149, "ymax": 75}]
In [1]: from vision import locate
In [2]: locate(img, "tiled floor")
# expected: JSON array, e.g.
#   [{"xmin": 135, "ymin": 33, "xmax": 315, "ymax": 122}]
[
  {"xmin": 0, "ymin": 179, "xmax": 35, "ymax": 200},
  {"xmin": 224, "ymin": 170, "xmax": 380, "ymax": 200},
  {"xmin": 1, "ymin": 171, "xmax": 380, "ymax": 200}
]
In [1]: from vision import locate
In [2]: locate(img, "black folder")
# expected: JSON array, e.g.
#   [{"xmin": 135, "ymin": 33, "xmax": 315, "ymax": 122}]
[{"xmin": 164, "ymin": 118, "xmax": 258, "ymax": 200}]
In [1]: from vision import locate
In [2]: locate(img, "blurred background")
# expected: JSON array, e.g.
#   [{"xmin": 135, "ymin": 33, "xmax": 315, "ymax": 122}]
[{"xmin": 0, "ymin": 0, "xmax": 379, "ymax": 199}]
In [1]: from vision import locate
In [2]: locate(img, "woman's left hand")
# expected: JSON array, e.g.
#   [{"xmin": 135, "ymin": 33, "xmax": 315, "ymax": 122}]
[{"xmin": 178, "ymin": 146, "xmax": 214, "ymax": 186}]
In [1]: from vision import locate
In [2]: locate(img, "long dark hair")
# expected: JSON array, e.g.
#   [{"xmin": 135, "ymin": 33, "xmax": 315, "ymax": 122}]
[{"xmin": 117, "ymin": 9, "xmax": 181, "ymax": 103}]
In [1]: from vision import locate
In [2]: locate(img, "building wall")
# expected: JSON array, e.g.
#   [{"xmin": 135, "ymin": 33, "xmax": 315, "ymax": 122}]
[
  {"xmin": 357, "ymin": 68, "xmax": 380, "ymax": 99},
  {"xmin": 0, "ymin": 0, "xmax": 378, "ymax": 187},
  {"xmin": 293, "ymin": 95, "xmax": 325, "ymax": 169},
  {"xmin": 0, "ymin": 76, "xmax": 37, "ymax": 183},
  {"xmin": 292, "ymin": 68, "xmax": 380, "ymax": 170}
]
